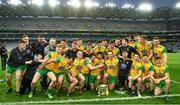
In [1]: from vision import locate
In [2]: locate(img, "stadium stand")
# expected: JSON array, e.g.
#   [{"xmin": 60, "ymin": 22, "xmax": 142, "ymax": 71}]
[
  {"xmin": 0, "ymin": 18, "xmax": 168, "ymax": 31},
  {"xmin": 0, "ymin": 5, "xmax": 180, "ymax": 51}
]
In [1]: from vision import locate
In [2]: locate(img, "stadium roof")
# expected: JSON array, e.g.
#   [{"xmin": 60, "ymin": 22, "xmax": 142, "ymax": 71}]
[
  {"xmin": 0, "ymin": 0, "xmax": 180, "ymax": 9},
  {"xmin": 98, "ymin": 0, "xmax": 180, "ymax": 9},
  {"xmin": 0, "ymin": 0, "xmax": 180, "ymax": 19}
]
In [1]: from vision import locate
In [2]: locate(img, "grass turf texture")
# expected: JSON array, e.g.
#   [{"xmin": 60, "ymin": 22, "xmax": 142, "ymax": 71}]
[{"xmin": 0, "ymin": 53, "xmax": 180, "ymax": 104}]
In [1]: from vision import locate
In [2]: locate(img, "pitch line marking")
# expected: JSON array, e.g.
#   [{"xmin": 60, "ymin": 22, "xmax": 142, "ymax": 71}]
[
  {"xmin": 171, "ymin": 80, "xmax": 180, "ymax": 84},
  {"xmin": 3, "ymin": 94, "xmax": 180, "ymax": 104}
]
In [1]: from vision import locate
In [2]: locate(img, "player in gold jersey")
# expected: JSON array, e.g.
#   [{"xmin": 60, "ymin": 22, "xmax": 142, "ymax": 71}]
[
  {"xmin": 67, "ymin": 51, "xmax": 103, "ymax": 96},
  {"xmin": 134, "ymin": 35, "xmax": 153, "ymax": 59},
  {"xmin": 103, "ymin": 51, "xmax": 119, "ymax": 91},
  {"xmin": 128, "ymin": 54, "xmax": 143, "ymax": 97},
  {"xmin": 152, "ymin": 37, "xmax": 167, "ymax": 64},
  {"xmin": 93, "ymin": 40, "xmax": 106, "ymax": 55},
  {"xmin": 106, "ymin": 41, "xmax": 119, "ymax": 57},
  {"xmin": 141, "ymin": 54, "xmax": 154, "ymax": 93},
  {"xmin": 53, "ymin": 46, "xmax": 70, "ymax": 93},
  {"xmin": 150, "ymin": 57, "xmax": 170, "ymax": 101},
  {"xmin": 102, "ymin": 39, "xmax": 108, "ymax": 48},
  {"xmin": 29, "ymin": 44, "xmax": 63, "ymax": 99},
  {"xmin": 89, "ymin": 52, "xmax": 105, "ymax": 90}
]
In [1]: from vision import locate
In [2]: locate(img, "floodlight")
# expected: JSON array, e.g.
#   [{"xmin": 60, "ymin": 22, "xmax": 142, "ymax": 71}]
[
  {"xmin": 122, "ymin": 3, "xmax": 134, "ymax": 9},
  {"xmin": 138, "ymin": 3, "xmax": 152, "ymax": 12},
  {"xmin": 8, "ymin": 0, "xmax": 22, "ymax": 5},
  {"xmin": 105, "ymin": 2, "xmax": 116, "ymax": 8},
  {"xmin": 49, "ymin": 0, "xmax": 60, "ymax": 7},
  {"xmin": 27, "ymin": 0, "xmax": 31, "ymax": 5},
  {"xmin": 176, "ymin": 2, "xmax": 180, "ymax": 8},
  {"xmin": 85, "ymin": 0, "xmax": 93, "ymax": 8},
  {"xmin": 32, "ymin": 0, "xmax": 44, "ymax": 6},
  {"xmin": 84, "ymin": 0, "xmax": 99, "ymax": 8},
  {"xmin": 94, "ymin": 2, "xmax": 99, "ymax": 7},
  {"xmin": 67, "ymin": 0, "xmax": 81, "ymax": 8}
]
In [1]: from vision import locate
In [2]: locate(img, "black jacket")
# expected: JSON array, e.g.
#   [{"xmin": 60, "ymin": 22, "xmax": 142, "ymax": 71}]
[
  {"xmin": 7, "ymin": 47, "xmax": 28, "ymax": 67},
  {"xmin": 31, "ymin": 42, "xmax": 48, "ymax": 57},
  {"xmin": 118, "ymin": 58, "xmax": 133, "ymax": 76},
  {"xmin": 66, "ymin": 49, "xmax": 89, "ymax": 60},
  {"xmin": 119, "ymin": 45, "xmax": 139, "ymax": 59}
]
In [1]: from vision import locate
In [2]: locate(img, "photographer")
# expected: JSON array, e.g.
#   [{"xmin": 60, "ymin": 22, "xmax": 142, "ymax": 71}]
[{"xmin": 0, "ymin": 43, "xmax": 8, "ymax": 71}]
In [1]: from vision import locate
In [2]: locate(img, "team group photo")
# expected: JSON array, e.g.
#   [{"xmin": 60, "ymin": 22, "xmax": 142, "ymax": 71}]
[{"xmin": 0, "ymin": 0, "xmax": 180, "ymax": 104}]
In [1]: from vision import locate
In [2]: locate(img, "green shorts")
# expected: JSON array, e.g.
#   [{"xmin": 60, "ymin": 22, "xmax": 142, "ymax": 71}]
[
  {"xmin": 83, "ymin": 74, "xmax": 89, "ymax": 84},
  {"xmin": 89, "ymin": 75, "xmax": 96, "ymax": 84},
  {"xmin": 109, "ymin": 75, "xmax": 117, "ymax": 84},
  {"xmin": 143, "ymin": 79, "xmax": 150, "ymax": 84},
  {"xmin": 101, "ymin": 70, "xmax": 105, "ymax": 75},
  {"xmin": 54, "ymin": 72, "xmax": 65, "ymax": 77},
  {"xmin": 155, "ymin": 80, "xmax": 165, "ymax": 89},
  {"xmin": 37, "ymin": 68, "xmax": 51, "ymax": 76},
  {"xmin": 6, "ymin": 64, "xmax": 27, "ymax": 74},
  {"xmin": 132, "ymin": 80, "xmax": 137, "ymax": 85}
]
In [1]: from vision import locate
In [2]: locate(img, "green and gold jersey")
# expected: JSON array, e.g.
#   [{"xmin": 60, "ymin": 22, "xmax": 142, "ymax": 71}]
[
  {"xmin": 151, "ymin": 64, "xmax": 170, "ymax": 79},
  {"xmin": 105, "ymin": 58, "xmax": 119, "ymax": 77},
  {"xmin": 90, "ymin": 58, "xmax": 105, "ymax": 76},
  {"xmin": 141, "ymin": 62, "xmax": 154, "ymax": 77},
  {"xmin": 130, "ymin": 60, "xmax": 143, "ymax": 77},
  {"xmin": 134, "ymin": 42, "xmax": 152, "ymax": 58},
  {"xmin": 152, "ymin": 45, "xmax": 167, "ymax": 63},
  {"xmin": 70, "ymin": 58, "xmax": 91, "ymax": 76},
  {"xmin": 45, "ymin": 52, "xmax": 62, "ymax": 72}
]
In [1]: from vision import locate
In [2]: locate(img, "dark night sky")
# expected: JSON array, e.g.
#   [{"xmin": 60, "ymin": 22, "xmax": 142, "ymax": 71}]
[{"xmin": 1, "ymin": 0, "xmax": 180, "ymax": 9}]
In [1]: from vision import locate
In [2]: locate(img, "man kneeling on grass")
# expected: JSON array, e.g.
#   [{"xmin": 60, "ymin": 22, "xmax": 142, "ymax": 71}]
[
  {"xmin": 141, "ymin": 54, "xmax": 154, "ymax": 95},
  {"xmin": 150, "ymin": 57, "xmax": 170, "ymax": 102},
  {"xmin": 128, "ymin": 54, "xmax": 143, "ymax": 97},
  {"xmin": 67, "ymin": 51, "xmax": 103, "ymax": 96}
]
